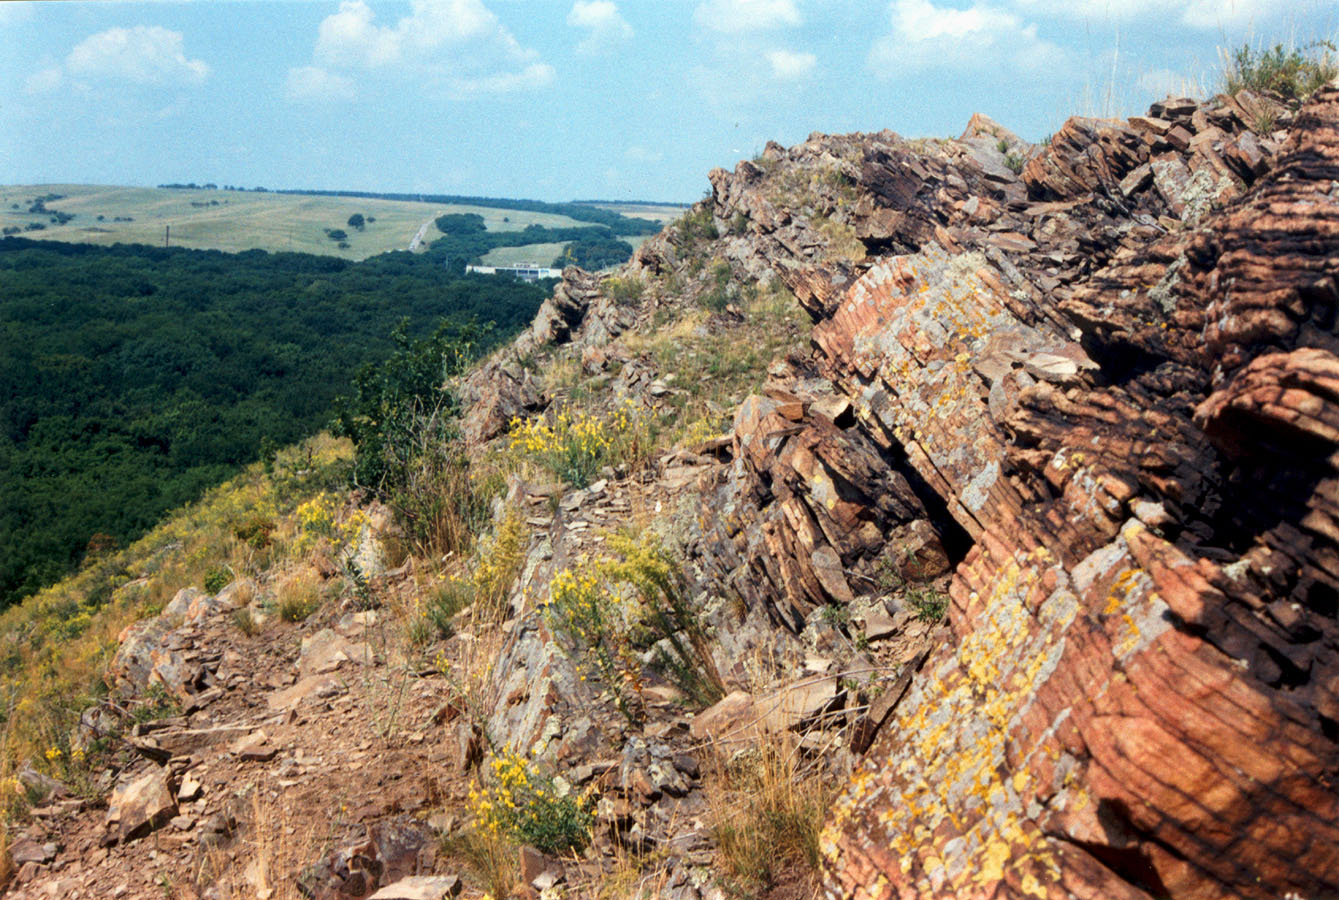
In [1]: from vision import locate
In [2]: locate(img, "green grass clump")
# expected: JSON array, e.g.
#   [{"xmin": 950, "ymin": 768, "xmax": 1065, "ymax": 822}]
[{"xmin": 1221, "ymin": 40, "xmax": 1337, "ymax": 100}]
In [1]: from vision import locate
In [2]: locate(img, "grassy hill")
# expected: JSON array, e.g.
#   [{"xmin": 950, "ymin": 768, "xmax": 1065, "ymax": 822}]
[{"xmin": 0, "ymin": 185, "xmax": 592, "ymax": 261}]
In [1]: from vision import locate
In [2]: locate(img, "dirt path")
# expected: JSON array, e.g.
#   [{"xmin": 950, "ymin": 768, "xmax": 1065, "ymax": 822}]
[
  {"xmin": 6, "ymin": 587, "xmax": 466, "ymax": 900},
  {"xmin": 408, "ymin": 218, "xmax": 434, "ymax": 252}
]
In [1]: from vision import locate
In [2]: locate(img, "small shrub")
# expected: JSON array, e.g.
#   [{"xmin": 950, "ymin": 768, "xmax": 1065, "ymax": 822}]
[
  {"xmin": 728, "ymin": 211, "xmax": 749, "ymax": 235},
  {"xmin": 876, "ymin": 552, "xmax": 949, "ymax": 623},
  {"xmin": 231, "ymin": 607, "xmax": 259, "ymax": 637},
  {"xmin": 602, "ymin": 274, "xmax": 645, "ymax": 305},
  {"xmin": 544, "ymin": 533, "xmax": 723, "ymax": 723},
  {"xmin": 467, "ymin": 748, "xmax": 594, "ymax": 855},
  {"xmin": 203, "ymin": 565, "xmax": 232, "ymax": 595},
  {"xmin": 701, "ymin": 260, "xmax": 733, "ymax": 312},
  {"xmin": 131, "ymin": 683, "xmax": 181, "ymax": 724},
  {"xmin": 277, "ymin": 569, "xmax": 321, "ymax": 622},
  {"xmin": 422, "ymin": 579, "xmax": 474, "ymax": 641},
  {"xmin": 1221, "ymin": 40, "xmax": 1338, "ymax": 100},
  {"xmin": 508, "ymin": 402, "xmax": 651, "ymax": 489},
  {"xmin": 1004, "ymin": 151, "xmax": 1025, "ymax": 174},
  {"xmin": 468, "ymin": 507, "xmax": 529, "ymax": 617},
  {"xmin": 906, "ymin": 585, "xmax": 949, "ymax": 622},
  {"xmin": 678, "ymin": 204, "xmax": 719, "ymax": 244},
  {"xmin": 604, "ymin": 532, "xmax": 723, "ymax": 708},
  {"xmin": 440, "ymin": 826, "xmax": 518, "ymax": 900},
  {"xmin": 545, "ymin": 565, "xmax": 644, "ymax": 724}
]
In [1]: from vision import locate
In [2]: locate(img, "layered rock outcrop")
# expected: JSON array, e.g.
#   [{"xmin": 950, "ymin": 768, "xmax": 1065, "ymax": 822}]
[
  {"xmin": 446, "ymin": 82, "xmax": 1338, "ymax": 900},
  {"xmin": 679, "ymin": 88, "xmax": 1339, "ymax": 898}
]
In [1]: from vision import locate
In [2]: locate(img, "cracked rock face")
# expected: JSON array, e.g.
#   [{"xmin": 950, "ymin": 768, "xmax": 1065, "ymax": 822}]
[
  {"xmin": 444, "ymin": 82, "xmax": 1335, "ymax": 900},
  {"xmin": 802, "ymin": 90, "xmax": 1339, "ymax": 900},
  {"xmin": 668, "ymin": 87, "xmax": 1339, "ymax": 898}
]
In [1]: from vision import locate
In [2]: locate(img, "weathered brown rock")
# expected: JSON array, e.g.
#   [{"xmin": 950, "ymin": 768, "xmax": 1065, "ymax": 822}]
[
  {"xmin": 104, "ymin": 768, "xmax": 175, "ymax": 843},
  {"xmin": 807, "ymin": 87, "xmax": 1339, "ymax": 900},
  {"xmin": 682, "ymin": 86, "xmax": 1339, "ymax": 900},
  {"xmin": 369, "ymin": 876, "xmax": 462, "ymax": 900}
]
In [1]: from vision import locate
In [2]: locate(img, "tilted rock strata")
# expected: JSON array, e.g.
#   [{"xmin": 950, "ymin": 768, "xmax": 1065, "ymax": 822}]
[
  {"xmin": 806, "ymin": 90, "xmax": 1339, "ymax": 899},
  {"xmin": 444, "ymin": 84, "xmax": 1334, "ymax": 900}
]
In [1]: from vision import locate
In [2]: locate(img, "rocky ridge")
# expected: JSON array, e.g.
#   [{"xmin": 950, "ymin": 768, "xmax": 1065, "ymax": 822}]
[{"xmin": 9, "ymin": 82, "xmax": 1339, "ymax": 900}]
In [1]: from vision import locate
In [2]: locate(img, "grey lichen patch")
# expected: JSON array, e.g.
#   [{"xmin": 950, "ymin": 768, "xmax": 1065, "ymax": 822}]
[{"xmin": 1148, "ymin": 253, "xmax": 1187, "ymax": 315}]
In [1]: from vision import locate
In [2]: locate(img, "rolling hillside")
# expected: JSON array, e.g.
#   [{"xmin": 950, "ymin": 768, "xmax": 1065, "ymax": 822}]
[{"xmin": 0, "ymin": 185, "xmax": 597, "ymax": 261}]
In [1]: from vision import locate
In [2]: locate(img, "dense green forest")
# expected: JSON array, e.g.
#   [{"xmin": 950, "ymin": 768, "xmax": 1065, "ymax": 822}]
[
  {"xmin": 425, "ymin": 215, "xmax": 635, "ymax": 271},
  {"xmin": 0, "ymin": 236, "xmax": 548, "ymax": 608}
]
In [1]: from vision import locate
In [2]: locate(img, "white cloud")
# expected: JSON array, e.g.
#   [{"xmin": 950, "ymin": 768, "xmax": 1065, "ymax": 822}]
[
  {"xmin": 626, "ymin": 145, "xmax": 664, "ymax": 163},
  {"xmin": 766, "ymin": 48, "xmax": 816, "ymax": 79},
  {"xmin": 24, "ymin": 66, "xmax": 63, "ymax": 95},
  {"xmin": 567, "ymin": 1, "xmax": 633, "ymax": 54},
  {"xmin": 1179, "ymin": 0, "xmax": 1275, "ymax": 28},
  {"xmin": 693, "ymin": 0, "xmax": 801, "ymax": 33},
  {"xmin": 284, "ymin": 65, "xmax": 356, "ymax": 102},
  {"xmin": 66, "ymin": 26, "xmax": 209, "ymax": 86},
  {"xmin": 448, "ymin": 62, "xmax": 555, "ymax": 96},
  {"xmin": 0, "ymin": 4, "xmax": 34, "ymax": 26},
  {"xmin": 1009, "ymin": 0, "xmax": 1280, "ymax": 29},
  {"xmin": 870, "ymin": 0, "xmax": 1065, "ymax": 73},
  {"xmin": 301, "ymin": 0, "xmax": 550, "ymax": 99}
]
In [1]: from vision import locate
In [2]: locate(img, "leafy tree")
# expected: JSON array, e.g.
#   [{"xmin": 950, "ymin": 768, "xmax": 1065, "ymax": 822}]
[
  {"xmin": 554, "ymin": 237, "xmax": 634, "ymax": 271},
  {"xmin": 347, "ymin": 213, "xmax": 365, "ymax": 230},
  {"xmin": 435, "ymin": 213, "xmax": 487, "ymax": 235},
  {"xmin": 0, "ymin": 236, "xmax": 545, "ymax": 608},
  {"xmin": 332, "ymin": 320, "xmax": 493, "ymax": 552}
]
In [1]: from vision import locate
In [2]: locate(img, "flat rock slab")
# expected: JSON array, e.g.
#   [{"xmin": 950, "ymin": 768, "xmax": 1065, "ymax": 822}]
[
  {"xmin": 230, "ymin": 730, "xmax": 277, "ymax": 761},
  {"xmin": 690, "ymin": 679, "xmax": 844, "ymax": 744},
  {"xmin": 105, "ymin": 769, "xmax": 175, "ymax": 843},
  {"xmin": 368, "ymin": 875, "xmax": 462, "ymax": 899},
  {"xmin": 298, "ymin": 628, "xmax": 374, "ymax": 677},
  {"xmin": 269, "ymin": 674, "xmax": 345, "ymax": 711}
]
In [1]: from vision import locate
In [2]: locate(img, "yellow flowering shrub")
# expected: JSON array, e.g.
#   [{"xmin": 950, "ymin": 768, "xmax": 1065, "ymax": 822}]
[
  {"xmin": 508, "ymin": 402, "xmax": 649, "ymax": 488},
  {"xmin": 467, "ymin": 747, "xmax": 593, "ymax": 855},
  {"xmin": 544, "ymin": 566, "xmax": 644, "ymax": 724},
  {"xmin": 293, "ymin": 493, "xmax": 367, "ymax": 555},
  {"xmin": 414, "ymin": 507, "xmax": 529, "ymax": 643},
  {"xmin": 543, "ymin": 532, "xmax": 723, "ymax": 723}
]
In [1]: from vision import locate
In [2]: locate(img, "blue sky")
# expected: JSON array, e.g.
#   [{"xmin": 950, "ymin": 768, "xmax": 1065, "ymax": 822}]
[{"xmin": 2, "ymin": 0, "xmax": 1335, "ymax": 202}]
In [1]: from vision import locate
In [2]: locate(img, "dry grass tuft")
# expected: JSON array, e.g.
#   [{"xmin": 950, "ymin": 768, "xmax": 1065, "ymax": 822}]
[
  {"xmin": 440, "ymin": 826, "xmax": 519, "ymax": 899},
  {"xmin": 704, "ymin": 732, "xmax": 834, "ymax": 898},
  {"xmin": 276, "ymin": 566, "xmax": 323, "ymax": 623}
]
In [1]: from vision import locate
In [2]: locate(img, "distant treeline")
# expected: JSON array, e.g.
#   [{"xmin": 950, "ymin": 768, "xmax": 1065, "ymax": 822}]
[
  {"xmin": 273, "ymin": 188, "xmax": 660, "ymax": 237},
  {"xmin": 426, "ymin": 214, "xmax": 634, "ymax": 271},
  {"xmin": 0, "ymin": 236, "xmax": 548, "ymax": 609},
  {"xmin": 156, "ymin": 183, "xmax": 662, "ymax": 237}
]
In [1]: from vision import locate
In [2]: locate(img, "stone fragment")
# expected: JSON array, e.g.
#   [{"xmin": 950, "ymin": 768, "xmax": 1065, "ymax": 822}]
[
  {"xmin": 105, "ymin": 768, "xmax": 176, "ymax": 843},
  {"xmin": 230, "ymin": 730, "xmax": 277, "ymax": 761},
  {"xmin": 298, "ymin": 628, "xmax": 373, "ymax": 677},
  {"xmin": 369, "ymin": 877, "xmax": 462, "ymax": 900},
  {"xmin": 8, "ymin": 839, "xmax": 56, "ymax": 865}
]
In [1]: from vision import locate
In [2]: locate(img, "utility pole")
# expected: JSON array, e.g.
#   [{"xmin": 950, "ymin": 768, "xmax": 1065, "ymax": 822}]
[{"xmin": 164, "ymin": 225, "xmax": 170, "ymax": 247}]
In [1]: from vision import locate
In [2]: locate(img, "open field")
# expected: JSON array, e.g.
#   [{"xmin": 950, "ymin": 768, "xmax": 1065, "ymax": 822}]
[
  {"xmin": 480, "ymin": 241, "xmax": 571, "ymax": 266},
  {"xmin": 0, "ymin": 184, "xmax": 589, "ymax": 261},
  {"xmin": 584, "ymin": 202, "xmax": 687, "ymax": 222}
]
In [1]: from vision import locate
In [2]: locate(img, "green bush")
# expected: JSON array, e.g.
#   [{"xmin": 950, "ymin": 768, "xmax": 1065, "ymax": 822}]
[
  {"xmin": 602, "ymin": 274, "xmax": 645, "ymax": 305},
  {"xmin": 1222, "ymin": 40, "xmax": 1338, "ymax": 100},
  {"xmin": 203, "ymin": 565, "xmax": 231, "ymax": 594},
  {"xmin": 678, "ymin": 205, "xmax": 718, "ymax": 245},
  {"xmin": 333, "ymin": 320, "xmax": 493, "ymax": 555},
  {"xmin": 468, "ymin": 748, "xmax": 594, "ymax": 855}
]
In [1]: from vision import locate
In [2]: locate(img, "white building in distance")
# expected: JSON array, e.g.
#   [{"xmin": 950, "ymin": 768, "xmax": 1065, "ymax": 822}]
[{"xmin": 464, "ymin": 263, "xmax": 563, "ymax": 282}]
